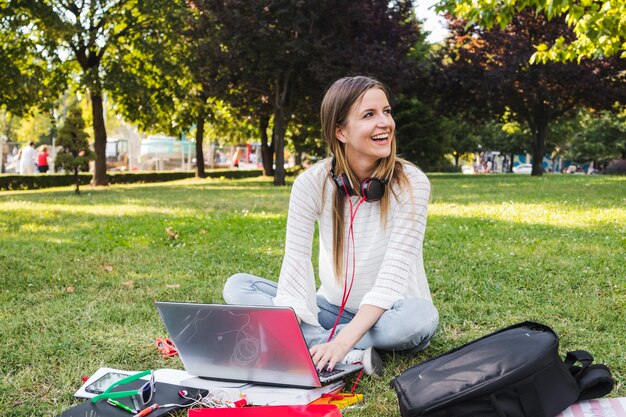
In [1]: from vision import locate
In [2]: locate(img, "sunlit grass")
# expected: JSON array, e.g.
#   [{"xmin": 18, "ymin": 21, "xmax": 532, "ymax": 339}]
[
  {"xmin": 0, "ymin": 174, "xmax": 624, "ymax": 416},
  {"xmin": 431, "ymin": 202, "xmax": 626, "ymax": 228}
]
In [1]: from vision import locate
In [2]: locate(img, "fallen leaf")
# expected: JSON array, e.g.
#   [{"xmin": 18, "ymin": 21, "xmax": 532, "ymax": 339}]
[
  {"xmin": 103, "ymin": 265, "xmax": 113, "ymax": 272},
  {"xmin": 165, "ymin": 227, "xmax": 179, "ymax": 240},
  {"xmin": 65, "ymin": 287, "xmax": 75, "ymax": 293},
  {"xmin": 199, "ymin": 229, "xmax": 207, "ymax": 235},
  {"xmin": 122, "ymin": 280, "xmax": 134, "ymax": 289},
  {"xmin": 166, "ymin": 284, "xmax": 180, "ymax": 289}
]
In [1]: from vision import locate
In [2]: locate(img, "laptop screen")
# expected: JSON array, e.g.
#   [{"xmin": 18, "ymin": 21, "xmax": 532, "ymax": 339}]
[{"xmin": 155, "ymin": 302, "xmax": 322, "ymax": 388}]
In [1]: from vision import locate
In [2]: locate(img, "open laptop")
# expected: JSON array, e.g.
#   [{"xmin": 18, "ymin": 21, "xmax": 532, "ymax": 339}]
[{"xmin": 155, "ymin": 302, "xmax": 363, "ymax": 388}]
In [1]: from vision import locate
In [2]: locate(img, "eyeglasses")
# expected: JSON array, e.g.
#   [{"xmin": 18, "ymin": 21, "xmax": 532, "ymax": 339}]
[{"xmin": 91, "ymin": 370, "xmax": 155, "ymax": 408}]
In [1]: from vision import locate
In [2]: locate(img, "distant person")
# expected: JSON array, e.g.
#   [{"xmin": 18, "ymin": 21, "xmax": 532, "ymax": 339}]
[
  {"xmin": 37, "ymin": 146, "xmax": 50, "ymax": 174},
  {"xmin": 587, "ymin": 162, "xmax": 595, "ymax": 175},
  {"xmin": 11, "ymin": 148, "xmax": 21, "ymax": 173},
  {"xmin": 223, "ymin": 76, "xmax": 438, "ymax": 376},
  {"xmin": 232, "ymin": 148, "xmax": 241, "ymax": 168},
  {"xmin": 20, "ymin": 142, "xmax": 36, "ymax": 174}
]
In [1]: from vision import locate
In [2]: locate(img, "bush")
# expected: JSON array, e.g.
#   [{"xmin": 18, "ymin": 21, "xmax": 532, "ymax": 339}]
[
  {"xmin": 0, "ymin": 169, "xmax": 263, "ymax": 191},
  {"xmin": 604, "ymin": 159, "xmax": 626, "ymax": 175}
]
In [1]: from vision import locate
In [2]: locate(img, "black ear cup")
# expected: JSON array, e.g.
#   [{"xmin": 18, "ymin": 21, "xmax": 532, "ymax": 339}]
[
  {"xmin": 330, "ymin": 157, "xmax": 386, "ymax": 202},
  {"xmin": 333, "ymin": 172, "xmax": 355, "ymax": 197},
  {"xmin": 361, "ymin": 177, "xmax": 385, "ymax": 202}
]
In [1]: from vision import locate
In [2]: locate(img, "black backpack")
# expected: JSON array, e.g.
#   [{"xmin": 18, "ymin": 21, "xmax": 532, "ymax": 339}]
[{"xmin": 390, "ymin": 322, "xmax": 613, "ymax": 417}]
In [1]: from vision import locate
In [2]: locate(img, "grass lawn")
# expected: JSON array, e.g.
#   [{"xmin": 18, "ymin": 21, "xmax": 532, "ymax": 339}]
[{"xmin": 0, "ymin": 173, "xmax": 624, "ymax": 416}]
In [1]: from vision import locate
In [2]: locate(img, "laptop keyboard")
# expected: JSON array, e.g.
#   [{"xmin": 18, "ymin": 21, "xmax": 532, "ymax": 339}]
[{"xmin": 318, "ymin": 367, "xmax": 342, "ymax": 378}]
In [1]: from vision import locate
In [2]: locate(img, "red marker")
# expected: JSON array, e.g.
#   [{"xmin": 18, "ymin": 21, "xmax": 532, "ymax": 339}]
[
  {"xmin": 136, "ymin": 404, "xmax": 158, "ymax": 417},
  {"xmin": 232, "ymin": 398, "xmax": 247, "ymax": 407}
]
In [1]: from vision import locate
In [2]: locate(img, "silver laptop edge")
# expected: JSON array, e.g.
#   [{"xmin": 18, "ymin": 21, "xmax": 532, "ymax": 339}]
[{"xmin": 155, "ymin": 302, "xmax": 362, "ymax": 388}]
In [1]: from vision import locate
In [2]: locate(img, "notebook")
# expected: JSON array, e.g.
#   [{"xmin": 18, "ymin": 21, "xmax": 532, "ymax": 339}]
[
  {"xmin": 58, "ymin": 381, "xmax": 206, "ymax": 417},
  {"xmin": 155, "ymin": 302, "xmax": 363, "ymax": 388}
]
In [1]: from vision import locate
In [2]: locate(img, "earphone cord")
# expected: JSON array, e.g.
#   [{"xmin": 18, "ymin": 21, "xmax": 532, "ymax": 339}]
[{"xmin": 327, "ymin": 188, "xmax": 366, "ymax": 342}]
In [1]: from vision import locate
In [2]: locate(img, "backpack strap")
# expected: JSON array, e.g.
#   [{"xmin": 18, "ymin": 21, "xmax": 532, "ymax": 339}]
[
  {"xmin": 564, "ymin": 350, "xmax": 614, "ymax": 401},
  {"xmin": 576, "ymin": 364, "xmax": 614, "ymax": 401},
  {"xmin": 565, "ymin": 350, "xmax": 593, "ymax": 369}
]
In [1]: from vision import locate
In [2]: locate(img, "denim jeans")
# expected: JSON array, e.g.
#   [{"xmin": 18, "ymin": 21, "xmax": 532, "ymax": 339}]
[{"xmin": 223, "ymin": 273, "xmax": 439, "ymax": 352}]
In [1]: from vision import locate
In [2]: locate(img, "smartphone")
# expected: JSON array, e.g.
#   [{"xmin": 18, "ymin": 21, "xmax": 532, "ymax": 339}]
[{"xmin": 84, "ymin": 372, "xmax": 131, "ymax": 395}]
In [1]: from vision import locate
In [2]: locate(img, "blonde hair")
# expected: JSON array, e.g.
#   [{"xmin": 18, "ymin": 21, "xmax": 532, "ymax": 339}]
[{"xmin": 320, "ymin": 76, "xmax": 411, "ymax": 280}]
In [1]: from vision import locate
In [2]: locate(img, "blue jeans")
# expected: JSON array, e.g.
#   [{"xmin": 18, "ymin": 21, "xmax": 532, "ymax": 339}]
[{"xmin": 223, "ymin": 273, "xmax": 439, "ymax": 352}]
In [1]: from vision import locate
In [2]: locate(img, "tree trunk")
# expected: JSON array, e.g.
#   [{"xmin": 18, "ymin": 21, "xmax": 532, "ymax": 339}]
[
  {"xmin": 259, "ymin": 114, "xmax": 274, "ymax": 176},
  {"xmin": 195, "ymin": 112, "xmax": 206, "ymax": 178},
  {"xmin": 531, "ymin": 119, "xmax": 547, "ymax": 176},
  {"xmin": 91, "ymin": 92, "xmax": 108, "ymax": 186},
  {"xmin": 272, "ymin": 75, "xmax": 291, "ymax": 186},
  {"xmin": 273, "ymin": 110, "xmax": 287, "ymax": 186},
  {"xmin": 454, "ymin": 153, "xmax": 460, "ymax": 167},
  {"xmin": 74, "ymin": 167, "xmax": 80, "ymax": 195}
]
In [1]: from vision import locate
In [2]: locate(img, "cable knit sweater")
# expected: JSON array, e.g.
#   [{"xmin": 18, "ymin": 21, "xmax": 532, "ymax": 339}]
[{"xmin": 273, "ymin": 159, "xmax": 432, "ymax": 326}]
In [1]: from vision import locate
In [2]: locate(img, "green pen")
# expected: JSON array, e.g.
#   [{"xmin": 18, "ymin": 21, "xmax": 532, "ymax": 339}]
[{"xmin": 107, "ymin": 398, "xmax": 137, "ymax": 414}]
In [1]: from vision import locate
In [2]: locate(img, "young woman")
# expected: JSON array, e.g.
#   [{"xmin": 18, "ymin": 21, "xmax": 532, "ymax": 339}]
[
  {"xmin": 224, "ymin": 76, "xmax": 438, "ymax": 376},
  {"xmin": 37, "ymin": 145, "xmax": 50, "ymax": 173}
]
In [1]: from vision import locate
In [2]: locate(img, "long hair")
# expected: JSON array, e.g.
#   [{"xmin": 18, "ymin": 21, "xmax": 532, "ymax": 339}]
[{"xmin": 320, "ymin": 76, "xmax": 410, "ymax": 280}]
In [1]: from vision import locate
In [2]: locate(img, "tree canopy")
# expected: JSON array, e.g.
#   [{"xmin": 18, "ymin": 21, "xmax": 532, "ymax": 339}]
[
  {"xmin": 437, "ymin": 0, "xmax": 626, "ymax": 62},
  {"xmin": 189, "ymin": 0, "xmax": 424, "ymax": 185},
  {"xmin": 0, "ymin": 2, "xmax": 66, "ymax": 116},
  {"xmin": 566, "ymin": 108, "xmax": 626, "ymax": 163},
  {"xmin": 436, "ymin": 11, "xmax": 626, "ymax": 175},
  {"xmin": 14, "ymin": 0, "xmax": 186, "ymax": 185}
]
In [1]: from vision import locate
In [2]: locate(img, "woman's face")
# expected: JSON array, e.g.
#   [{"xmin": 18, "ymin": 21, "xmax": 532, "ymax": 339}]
[{"xmin": 336, "ymin": 87, "xmax": 395, "ymax": 172}]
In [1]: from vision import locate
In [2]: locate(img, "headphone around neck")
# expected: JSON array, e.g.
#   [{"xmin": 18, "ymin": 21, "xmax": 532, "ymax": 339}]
[{"xmin": 330, "ymin": 156, "xmax": 388, "ymax": 202}]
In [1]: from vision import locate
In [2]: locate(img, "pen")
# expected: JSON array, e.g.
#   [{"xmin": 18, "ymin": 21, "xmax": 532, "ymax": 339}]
[
  {"xmin": 107, "ymin": 399, "xmax": 137, "ymax": 414},
  {"xmin": 136, "ymin": 404, "xmax": 158, "ymax": 417}
]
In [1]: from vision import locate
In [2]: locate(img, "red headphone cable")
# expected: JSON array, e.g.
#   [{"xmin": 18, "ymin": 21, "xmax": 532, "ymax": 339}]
[{"xmin": 327, "ymin": 189, "xmax": 366, "ymax": 342}]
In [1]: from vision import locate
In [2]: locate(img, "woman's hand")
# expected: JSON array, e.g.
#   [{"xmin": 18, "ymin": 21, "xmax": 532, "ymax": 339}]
[
  {"xmin": 309, "ymin": 304, "xmax": 386, "ymax": 371},
  {"xmin": 309, "ymin": 338, "xmax": 353, "ymax": 372}
]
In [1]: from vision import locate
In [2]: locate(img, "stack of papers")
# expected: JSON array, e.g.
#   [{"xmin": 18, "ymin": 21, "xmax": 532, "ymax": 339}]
[
  {"xmin": 76, "ymin": 368, "xmax": 344, "ymax": 406},
  {"xmin": 241, "ymin": 380, "xmax": 344, "ymax": 405}
]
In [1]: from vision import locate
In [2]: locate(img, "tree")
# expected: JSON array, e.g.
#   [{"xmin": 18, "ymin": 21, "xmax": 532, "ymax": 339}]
[
  {"xmin": 16, "ymin": 0, "xmax": 186, "ymax": 186},
  {"xmin": 566, "ymin": 108, "xmax": 626, "ymax": 164},
  {"xmin": 55, "ymin": 106, "xmax": 95, "ymax": 195},
  {"xmin": 0, "ymin": 3, "xmax": 66, "ymax": 116},
  {"xmin": 436, "ymin": 11, "xmax": 626, "ymax": 175},
  {"xmin": 437, "ymin": 0, "xmax": 626, "ymax": 62},
  {"xmin": 395, "ymin": 95, "xmax": 452, "ymax": 171},
  {"xmin": 190, "ymin": 0, "xmax": 423, "ymax": 185}
]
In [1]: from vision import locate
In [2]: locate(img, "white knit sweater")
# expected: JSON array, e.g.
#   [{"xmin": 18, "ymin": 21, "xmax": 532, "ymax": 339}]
[{"xmin": 273, "ymin": 159, "xmax": 432, "ymax": 326}]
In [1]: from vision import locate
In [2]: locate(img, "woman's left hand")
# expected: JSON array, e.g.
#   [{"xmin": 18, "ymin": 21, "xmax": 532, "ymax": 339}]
[{"xmin": 309, "ymin": 339, "xmax": 353, "ymax": 372}]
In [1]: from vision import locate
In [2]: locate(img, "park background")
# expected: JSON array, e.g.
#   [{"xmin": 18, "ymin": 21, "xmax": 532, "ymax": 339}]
[{"xmin": 1, "ymin": 0, "xmax": 625, "ymax": 416}]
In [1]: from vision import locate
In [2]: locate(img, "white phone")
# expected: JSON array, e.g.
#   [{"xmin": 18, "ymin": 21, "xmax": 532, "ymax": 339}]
[{"xmin": 84, "ymin": 372, "xmax": 130, "ymax": 394}]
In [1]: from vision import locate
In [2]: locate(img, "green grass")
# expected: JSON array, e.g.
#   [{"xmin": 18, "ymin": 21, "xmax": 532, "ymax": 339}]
[{"xmin": 0, "ymin": 174, "xmax": 624, "ymax": 416}]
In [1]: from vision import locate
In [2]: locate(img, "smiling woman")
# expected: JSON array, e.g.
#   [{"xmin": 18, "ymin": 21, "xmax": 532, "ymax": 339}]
[{"xmin": 223, "ymin": 76, "xmax": 439, "ymax": 377}]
